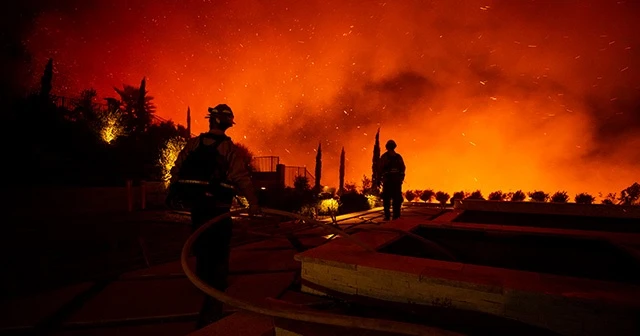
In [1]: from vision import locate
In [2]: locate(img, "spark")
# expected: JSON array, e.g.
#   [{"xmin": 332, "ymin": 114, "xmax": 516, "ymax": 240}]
[
  {"xmin": 620, "ymin": 67, "xmax": 629, "ymax": 72},
  {"xmin": 469, "ymin": 141, "xmax": 477, "ymax": 146}
]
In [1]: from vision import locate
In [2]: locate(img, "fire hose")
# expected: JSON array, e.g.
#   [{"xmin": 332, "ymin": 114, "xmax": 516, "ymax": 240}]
[{"xmin": 181, "ymin": 208, "xmax": 460, "ymax": 335}]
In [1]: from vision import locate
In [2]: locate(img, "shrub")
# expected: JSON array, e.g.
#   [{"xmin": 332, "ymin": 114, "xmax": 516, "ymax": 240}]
[
  {"xmin": 404, "ymin": 190, "xmax": 416, "ymax": 202},
  {"xmin": 450, "ymin": 191, "xmax": 467, "ymax": 204},
  {"xmin": 601, "ymin": 193, "xmax": 617, "ymax": 205},
  {"xmin": 435, "ymin": 191, "xmax": 450, "ymax": 205},
  {"xmin": 488, "ymin": 191, "xmax": 506, "ymax": 201},
  {"xmin": 420, "ymin": 189, "xmax": 435, "ymax": 203},
  {"xmin": 319, "ymin": 198, "xmax": 340, "ymax": 216},
  {"xmin": 550, "ymin": 191, "xmax": 569, "ymax": 203},
  {"xmin": 528, "ymin": 191, "xmax": 549, "ymax": 202},
  {"xmin": 511, "ymin": 190, "xmax": 526, "ymax": 202},
  {"xmin": 466, "ymin": 190, "xmax": 485, "ymax": 200},
  {"xmin": 365, "ymin": 194, "xmax": 378, "ymax": 208},
  {"xmin": 339, "ymin": 191, "xmax": 371, "ymax": 214},
  {"xmin": 299, "ymin": 203, "xmax": 318, "ymax": 219},
  {"xmin": 574, "ymin": 193, "xmax": 595, "ymax": 204}
]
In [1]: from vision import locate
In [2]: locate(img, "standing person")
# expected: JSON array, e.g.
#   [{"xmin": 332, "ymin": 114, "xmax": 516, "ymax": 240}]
[
  {"xmin": 378, "ymin": 139, "xmax": 406, "ymax": 220},
  {"xmin": 166, "ymin": 104, "xmax": 260, "ymax": 328}
]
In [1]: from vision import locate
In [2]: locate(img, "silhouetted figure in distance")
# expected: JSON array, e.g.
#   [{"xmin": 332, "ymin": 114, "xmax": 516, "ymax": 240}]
[
  {"xmin": 379, "ymin": 139, "xmax": 405, "ymax": 220},
  {"xmin": 166, "ymin": 104, "xmax": 260, "ymax": 328}
]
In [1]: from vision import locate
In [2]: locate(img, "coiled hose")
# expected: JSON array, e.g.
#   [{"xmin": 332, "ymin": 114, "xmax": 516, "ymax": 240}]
[{"xmin": 181, "ymin": 208, "xmax": 459, "ymax": 336}]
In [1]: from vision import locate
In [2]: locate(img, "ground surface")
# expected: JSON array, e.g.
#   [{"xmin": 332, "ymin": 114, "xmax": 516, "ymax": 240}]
[{"xmin": 0, "ymin": 204, "xmax": 410, "ymax": 335}]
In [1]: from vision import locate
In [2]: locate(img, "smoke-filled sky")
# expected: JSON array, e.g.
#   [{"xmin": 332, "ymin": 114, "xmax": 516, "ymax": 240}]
[{"xmin": 7, "ymin": 0, "xmax": 640, "ymax": 195}]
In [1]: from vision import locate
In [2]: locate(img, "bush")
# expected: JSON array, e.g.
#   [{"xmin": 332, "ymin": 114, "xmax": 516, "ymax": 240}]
[
  {"xmin": 574, "ymin": 193, "xmax": 595, "ymax": 204},
  {"xmin": 339, "ymin": 191, "xmax": 371, "ymax": 214},
  {"xmin": 550, "ymin": 191, "xmax": 569, "ymax": 203},
  {"xmin": 298, "ymin": 203, "xmax": 318, "ymax": 219},
  {"xmin": 466, "ymin": 190, "xmax": 485, "ymax": 200},
  {"xmin": 601, "ymin": 192, "xmax": 617, "ymax": 205},
  {"xmin": 404, "ymin": 190, "xmax": 416, "ymax": 202},
  {"xmin": 319, "ymin": 198, "xmax": 340, "ymax": 215},
  {"xmin": 450, "ymin": 191, "xmax": 467, "ymax": 205},
  {"xmin": 511, "ymin": 190, "xmax": 526, "ymax": 202},
  {"xmin": 488, "ymin": 191, "xmax": 506, "ymax": 201},
  {"xmin": 420, "ymin": 189, "xmax": 435, "ymax": 203},
  {"xmin": 528, "ymin": 191, "xmax": 549, "ymax": 202},
  {"xmin": 435, "ymin": 191, "xmax": 450, "ymax": 205},
  {"xmin": 365, "ymin": 194, "xmax": 378, "ymax": 208}
]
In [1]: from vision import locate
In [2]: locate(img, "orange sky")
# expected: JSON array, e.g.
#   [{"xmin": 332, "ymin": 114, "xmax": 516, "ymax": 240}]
[{"xmin": 21, "ymin": 0, "xmax": 640, "ymax": 196}]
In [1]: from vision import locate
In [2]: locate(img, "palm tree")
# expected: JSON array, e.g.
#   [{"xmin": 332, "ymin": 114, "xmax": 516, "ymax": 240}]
[{"xmin": 113, "ymin": 77, "xmax": 156, "ymax": 134}]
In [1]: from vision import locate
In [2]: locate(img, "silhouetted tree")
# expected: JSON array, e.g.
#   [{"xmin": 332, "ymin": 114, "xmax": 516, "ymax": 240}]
[
  {"xmin": 466, "ymin": 190, "xmax": 485, "ymax": 200},
  {"xmin": 435, "ymin": 191, "xmax": 450, "ymax": 206},
  {"xmin": 488, "ymin": 191, "xmax": 506, "ymax": 201},
  {"xmin": 314, "ymin": 142, "xmax": 322, "ymax": 192},
  {"xmin": 294, "ymin": 175, "xmax": 311, "ymax": 192},
  {"xmin": 420, "ymin": 189, "xmax": 435, "ymax": 203},
  {"xmin": 511, "ymin": 190, "xmax": 526, "ymax": 202},
  {"xmin": 619, "ymin": 182, "xmax": 640, "ymax": 205},
  {"xmin": 361, "ymin": 175, "xmax": 373, "ymax": 194},
  {"xmin": 405, "ymin": 190, "xmax": 416, "ymax": 202},
  {"xmin": 234, "ymin": 142, "xmax": 256, "ymax": 173},
  {"xmin": 113, "ymin": 78, "xmax": 156, "ymax": 134},
  {"xmin": 372, "ymin": 128, "xmax": 381, "ymax": 189},
  {"xmin": 339, "ymin": 147, "xmax": 345, "ymax": 194},
  {"xmin": 550, "ymin": 191, "xmax": 569, "ymax": 203},
  {"xmin": 575, "ymin": 193, "xmax": 595, "ymax": 204},
  {"xmin": 450, "ymin": 191, "xmax": 467, "ymax": 204},
  {"xmin": 344, "ymin": 182, "xmax": 357, "ymax": 193},
  {"xmin": 39, "ymin": 58, "xmax": 53, "ymax": 101},
  {"xmin": 602, "ymin": 192, "xmax": 617, "ymax": 205},
  {"xmin": 186, "ymin": 106, "xmax": 191, "ymax": 137},
  {"xmin": 70, "ymin": 88, "xmax": 99, "ymax": 123},
  {"xmin": 528, "ymin": 191, "xmax": 549, "ymax": 202}
]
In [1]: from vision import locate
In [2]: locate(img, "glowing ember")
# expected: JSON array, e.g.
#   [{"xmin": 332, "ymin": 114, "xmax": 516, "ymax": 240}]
[
  {"xmin": 159, "ymin": 137, "xmax": 187, "ymax": 181},
  {"xmin": 12, "ymin": 0, "xmax": 640, "ymax": 196},
  {"xmin": 99, "ymin": 110, "xmax": 124, "ymax": 144}
]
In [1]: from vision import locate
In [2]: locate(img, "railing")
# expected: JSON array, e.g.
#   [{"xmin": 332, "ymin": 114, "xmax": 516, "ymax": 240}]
[
  {"xmin": 284, "ymin": 166, "xmax": 314, "ymax": 188},
  {"xmin": 253, "ymin": 156, "xmax": 280, "ymax": 172}
]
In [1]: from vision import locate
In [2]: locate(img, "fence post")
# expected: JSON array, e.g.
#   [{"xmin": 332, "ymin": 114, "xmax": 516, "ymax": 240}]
[
  {"xmin": 141, "ymin": 180, "xmax": 147, "ymax": 210},
  {"xmin": 126, "ymin": 179, "xmax": 133, "ymax": 212}
]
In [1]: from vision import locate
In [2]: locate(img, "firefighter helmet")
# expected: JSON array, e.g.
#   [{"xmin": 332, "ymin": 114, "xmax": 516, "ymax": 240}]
[
  {"xmin": 206, "ymin": 104, "xmax": 235, "ymax": 128},
  {"xmin": 385, "ymin": 139, "xmax": 397, "ymax": 150}
]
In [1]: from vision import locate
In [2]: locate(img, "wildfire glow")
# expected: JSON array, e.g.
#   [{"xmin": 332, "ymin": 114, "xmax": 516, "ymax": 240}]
[
  {"xmin": 159, "ymin": 137, "xmax": 187, "ymax": 181},
  {"xmin": 18, "ymin": 0, "xmax": 640, "ymax": 196}
]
